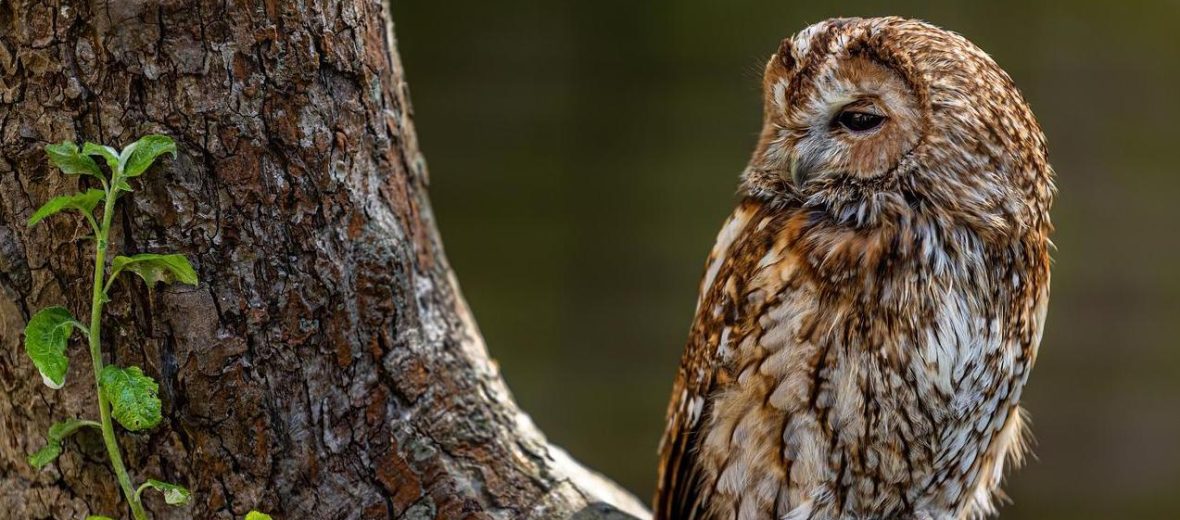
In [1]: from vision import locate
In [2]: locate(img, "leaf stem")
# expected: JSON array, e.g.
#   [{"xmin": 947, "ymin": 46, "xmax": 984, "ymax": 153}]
[
  {"xmin": 134, "ymin": 481, "xmax": 150, "ymax": 502},
  {"xmin": 70, "ymin": 320, "xmax": 91, "ymax": 337},
  {"xmin": 88, "ymin": 174, "xmax": 148, "ymax": 520},
  {"xmin": 103, "ymin": 270, "xmax": 118, "ymax": 294},
  {"xmin": 83, "ymin": 211, "xmax": 101, "ymax": 238},
  {"xmin": 60, "ymin": 419, "xmax": 103, "ymax": 436}
]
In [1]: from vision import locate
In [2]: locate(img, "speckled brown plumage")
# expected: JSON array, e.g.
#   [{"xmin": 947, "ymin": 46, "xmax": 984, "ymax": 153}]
[{"xmin": 655, "ymin": 17, "xmax": 1054, "ymax": 520}]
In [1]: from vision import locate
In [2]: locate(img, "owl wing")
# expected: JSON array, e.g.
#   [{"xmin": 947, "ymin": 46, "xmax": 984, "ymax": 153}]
[
  {"xmin": 654, "ymin": 368, "xmax": 712, "ymax": 520},
  {"xmin": 655, "ymin": 202, "xmax": 768, "ymax": 519}
]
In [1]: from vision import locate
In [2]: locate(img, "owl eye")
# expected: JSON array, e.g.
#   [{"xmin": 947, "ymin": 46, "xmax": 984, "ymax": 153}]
[{"xmin": 836, "ymin": 110, "xmax": 886, "ymax": 133}]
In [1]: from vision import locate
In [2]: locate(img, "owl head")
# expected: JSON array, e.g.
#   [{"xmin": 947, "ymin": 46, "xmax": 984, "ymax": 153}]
[{"xmin": 744, "ymin": 17, "xmax": 1054, "ymax": 236}]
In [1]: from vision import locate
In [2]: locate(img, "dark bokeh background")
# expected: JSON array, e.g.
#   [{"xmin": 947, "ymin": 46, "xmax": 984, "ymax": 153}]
[{"xmin": 392, "ymin": 2, "xmax": 1180, "ymax": 518}]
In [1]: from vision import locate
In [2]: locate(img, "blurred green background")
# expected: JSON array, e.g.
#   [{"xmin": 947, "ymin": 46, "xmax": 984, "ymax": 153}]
[{"xmin": 392, "ymin": 1, "xmax": 1180, "ymax": 518}]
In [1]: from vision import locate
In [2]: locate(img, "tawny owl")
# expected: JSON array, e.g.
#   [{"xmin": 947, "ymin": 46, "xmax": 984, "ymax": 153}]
[{"xmin": 655, "ymin": 17, "xmax": 1054, "ymax": 520}]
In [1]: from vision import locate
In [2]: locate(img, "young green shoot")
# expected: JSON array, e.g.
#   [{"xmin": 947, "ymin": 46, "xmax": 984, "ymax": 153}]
[{"xmin": 25, "ymin": 135, "xmax": 195, "ymax": 519}]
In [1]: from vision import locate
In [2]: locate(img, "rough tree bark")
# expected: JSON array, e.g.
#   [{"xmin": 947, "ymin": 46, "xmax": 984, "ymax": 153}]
[{"xmin": 0, "ymin": 1, "xmax": 648, "ymax": 519}]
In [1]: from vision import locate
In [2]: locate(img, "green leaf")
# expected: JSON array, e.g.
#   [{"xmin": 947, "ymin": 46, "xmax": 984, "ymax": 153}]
[
  {"xmin": 23, "ymin": 306, "xmax": 78, "ymax": 389},
  {"xmin": 27, "ymin": 189, "xmax": 105, "ymax": 227},
  {"xmin": 82, "ymin": 141, "xmax": 120, "ymax": 172},
  {"xmin": 45, "ymin": 141, "xmax": 103, "ymax": 178},
  {"xmin": 119, "ymin": 134, "xmax": 176, "ymax": 178},
  {"xmin": 28, "ymin": 419, "xmax": 99, "ymax": 470},
  {"xmin": 142, "ymin": 479, "xmax": 192, "ymax": 506},
  {"xmin": 27, "ymin": 442, "xmax": 62, "ymax": 469},
  {"xmin": 245, "ymin": 512, "xmax": 273, "ymax": 520},
  {"xmin": 111, "ymin": 253, "xmax": 198, "ymax": 288},
  {"xmin": 99, "ymin": 366, "xmax": 162, "ymax": 432}
]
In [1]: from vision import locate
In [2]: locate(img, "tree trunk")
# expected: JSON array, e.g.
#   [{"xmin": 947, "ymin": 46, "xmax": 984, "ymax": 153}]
[{"xmin": 0, "ymin": 1, "xmax": 648, "ymax": 519}]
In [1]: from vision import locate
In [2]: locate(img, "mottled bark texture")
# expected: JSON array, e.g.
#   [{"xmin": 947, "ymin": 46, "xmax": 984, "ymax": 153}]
[{"xmin": 0, "ymin": 1, "xmax": 648, "ymax": 519}]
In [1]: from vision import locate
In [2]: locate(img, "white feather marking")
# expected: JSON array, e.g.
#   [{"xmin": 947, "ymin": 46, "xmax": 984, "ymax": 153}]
[
  {"xmin": 717, "ymin": 326, "xmax": 732, "ymax": 360},
  {"xmin": 687, "ymin": 395, "xmax": 705, "ymax": 427},
  {"xmin": 697, "ymin": 208, "xmax": 754, "ymax": 313}
]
